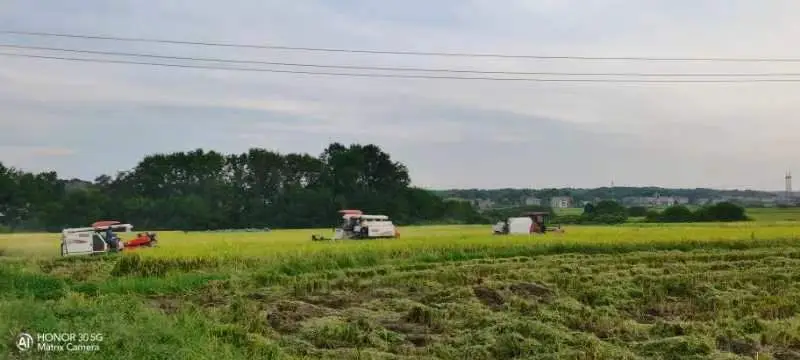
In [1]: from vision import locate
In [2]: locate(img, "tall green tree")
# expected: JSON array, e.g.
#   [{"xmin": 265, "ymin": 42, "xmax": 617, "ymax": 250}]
[{"xmin": 0, "ymin": 144, "xmax": 484, "ymax": 231}]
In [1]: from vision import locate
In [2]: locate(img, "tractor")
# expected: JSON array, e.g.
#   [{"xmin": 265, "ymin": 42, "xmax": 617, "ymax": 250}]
[
  {"xmin": 312, "ymin": 209, "xmax": 399, "ymax": 241},
  {"xmin": 492, "ymin": 212, "xmax": 564, "ymax": 235},
  {"xmin": 60, "ymin": 220, "xmax": 158, "ymax": 257}
]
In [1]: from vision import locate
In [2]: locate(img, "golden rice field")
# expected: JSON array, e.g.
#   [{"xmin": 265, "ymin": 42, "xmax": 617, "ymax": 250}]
[
  {"xmin": 2, "ymin": 208, "xmax": 800, "ymax": 359},
  {"xmin": 2, "ymin": 207, "xmax": 797, "ymax": 260},
  {"xmin": 2, "ymin": 216, "xmax": 799, "ymax": 260}
]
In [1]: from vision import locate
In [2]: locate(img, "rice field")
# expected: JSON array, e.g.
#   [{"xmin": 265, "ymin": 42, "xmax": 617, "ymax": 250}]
[
  {"xmin": 3, "ymin": 219, "xmax": 799, "ymax": 260},
  {"xmin": 2, "ymin": 208, "xmax": 800, "ymax": 359}
]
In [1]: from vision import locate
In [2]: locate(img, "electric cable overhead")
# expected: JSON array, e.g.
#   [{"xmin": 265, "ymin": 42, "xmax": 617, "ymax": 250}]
[
  {"xmin": 5, "ymin": 52, "xmax": 800, "ymax": 83},
  {"xmin": 4, "ymin": 30, "xmax": 800, "ymax": 63},
  {"xmin": 4, "ymin": 43, "xmax": 800, "ymax": 77}
]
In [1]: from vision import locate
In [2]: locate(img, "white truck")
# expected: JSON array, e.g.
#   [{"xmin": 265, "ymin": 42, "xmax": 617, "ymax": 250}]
[{"xmin": 313, "ymin": 209, "xmax": 399, "ymax": 241}]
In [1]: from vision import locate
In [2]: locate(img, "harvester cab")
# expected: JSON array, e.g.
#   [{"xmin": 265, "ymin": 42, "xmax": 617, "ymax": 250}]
[
  {"xmin": 523, "ymin": 212, "xmax": 551, "ymax": 234},
  {"xmin": 312, "ymin": 209, "xmax": 399, "ymax": 241}
]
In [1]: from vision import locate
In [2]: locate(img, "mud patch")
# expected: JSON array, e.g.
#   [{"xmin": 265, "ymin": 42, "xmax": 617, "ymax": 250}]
[
  {"xmin": 472, "ymin": 286, "xmax": 505, "ymax": 309},
  {"xmin": 267, "ymin": 300, "xmax": 331, "ymax": 333},
  {"xmin": 418, "ymin": 287, "xmax": 472, "ymax": 306},
  {"xmin": 508, "ymin": 282, "xmax": 553, "ymax": 300},
  {"xmin": 637, "ymin": 301, "xmax": 694, "ymax": 323},
  {"xmin": 716, "ymin": 336, "xmax": 760, "ymax": 357},
  {"xmin": 194, "ymin": 280, "xmax": 231, "ymax": 307},
  {"xmin": 302, "ymin": 290, "xmax": 364, "ymax": 309},
  {"xmin": 149, "ymin": 296, "xmax": 182, "ymax": 315},
  {"xmin": 377, "ymin": 305, "xmax": 444, "ymax": 348},
  {"xmin": 246, "ymin": 291, "xmax": 269, "ymax": 301},
  {"xmin": 381, "ymin": 320, "xmax": 434, "ymax": 347},
  {"xmin": 774, "ymin": 349, "xmax": 800, "ymax": 360},
  {"xmin": 383, "ymin": 321, "xmax": 426, "ymax": 335},
  {"xmin": 406, "ymin": 334, "xmax": 430, "ymax": 347}
]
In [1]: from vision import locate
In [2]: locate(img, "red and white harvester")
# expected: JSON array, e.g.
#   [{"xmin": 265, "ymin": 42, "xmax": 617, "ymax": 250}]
[
  {"xmin": 312, "ymin": 209, "xmax": 399, "ymax": 241},
  {"xmin": 60, "ymin": 220, "xmax": 158, "ymax": 257}
]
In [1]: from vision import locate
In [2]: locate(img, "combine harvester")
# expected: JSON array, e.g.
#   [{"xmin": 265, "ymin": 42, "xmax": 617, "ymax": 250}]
[
  {"xmin": 492, "ymin": 212, "xmax": 564, "ymax": 235},
  {"xmin": 312, "ymin": 209, "xmax": 399, "ymax": 241},
  {"xmin": 60, "ymin": 220, "xmax": 158, "ymax": 257}
]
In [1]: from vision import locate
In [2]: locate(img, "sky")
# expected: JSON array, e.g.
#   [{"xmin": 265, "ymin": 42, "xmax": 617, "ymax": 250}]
[{"xmin": 1, "ymin": 0, "xmax": 799, "ymax": 190}]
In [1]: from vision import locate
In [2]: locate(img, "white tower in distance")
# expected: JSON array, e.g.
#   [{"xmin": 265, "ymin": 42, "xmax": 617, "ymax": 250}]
[{"xmin": 787, "ymin": 171, "xmax": 793, "ymax": 199}]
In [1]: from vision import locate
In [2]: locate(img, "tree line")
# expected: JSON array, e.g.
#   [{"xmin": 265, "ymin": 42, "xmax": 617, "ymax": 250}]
[
  {"xmin": 0, "ymin": 143, "xmax": 485, "ymax": 232},
  {"xmin": 435, "ymin": 187, "xmax": 779, "ymax": 207},
  {"xmin": 556, "ymin": 200, "xmax": 749, "ymax": 225},
  {"xmin": 643, "ymin": 203, "xmax": 748, "ymax": 223},
  {"xmin": 0, "ymin": 143, "xmax": 756, "ymax": 233}
]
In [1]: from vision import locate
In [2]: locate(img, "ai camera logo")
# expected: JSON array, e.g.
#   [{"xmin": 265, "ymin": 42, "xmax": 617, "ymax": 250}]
[{"xmin": 16, "ymin": 332, "xmax": 33, "ymax": 352}]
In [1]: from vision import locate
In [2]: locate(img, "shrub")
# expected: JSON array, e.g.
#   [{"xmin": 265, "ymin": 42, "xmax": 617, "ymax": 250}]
[
  {"xmin": 658, "ymin": 206, "xmax": 695, "ymax": 223},
  {"xmin": 627, "ymin": 206, "xmax": 648, "ymax": 217},
  {"xmin": 590, "ymin": 214, "xmax": 628, "ymax": 224},
  {"xmin": 578, "ymin": 200, "xmax": 629, "ymax": 224},
  {"xmin": 593, "ymin": 200, "xmax": 627, "ymax": 216},
  {"xmin": 703, "ymin": 202, "xmax": 748, "ymax": 222},
  {"xmin": 555, "ymin": 215, "xmax": 583, "ymax": 224},
  {"xmin": 644, "ymin": 210, "xmax": 661, "ymax": 222},
  {"xmin": 646, "ymin": 202, "xmax": 748, "ymax": 223}
]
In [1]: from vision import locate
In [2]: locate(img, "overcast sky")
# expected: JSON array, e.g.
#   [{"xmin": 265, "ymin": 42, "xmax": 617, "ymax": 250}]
[{"xmin": 1, "ymin": 0, "xmax": 798, "ymax": 190}]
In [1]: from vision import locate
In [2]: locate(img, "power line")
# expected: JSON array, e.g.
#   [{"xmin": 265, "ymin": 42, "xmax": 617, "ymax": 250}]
[
  {"xmin": 4, "ymin": 30, "xmax": 800, "ymax": 63},
  {"xmin": 5, "ymin": 52, "xmax": 800, "ymax": 83},
  {"xmin": 5, "ymin": 43, "xmax": 800, "ymax": 77}
]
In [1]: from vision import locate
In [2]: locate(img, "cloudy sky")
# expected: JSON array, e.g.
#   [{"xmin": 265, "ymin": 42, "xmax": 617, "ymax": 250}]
[{"xmin": 1, "ymin": 0, "xmax": 798, "ymax": 190}]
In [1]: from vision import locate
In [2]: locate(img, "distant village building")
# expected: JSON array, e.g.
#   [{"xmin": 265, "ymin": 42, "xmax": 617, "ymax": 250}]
[
  {"xmin": 776, "ymin": 192, "xmax": 798, "ymax": 206},
  {"xmin": 657, "ymin": 196, "xmax": 689, "ymax": 207},
  {"xmin": 523, "ymin": 196, "xmax": 542, "ymax": 206},
  {"xmin": 620, "ymin": 197, "xmax": 640, "ymax": 206},
  {"xmin": 622, "ymin": 195, "xmax": 689, "ymax": 207},
  {"xmin": 550, "ymin": 196, "xmax": 573, "ymax": 209},
  {"xmin": 474, "ymin": 199, "xmax": 496, "ymax": 210}
]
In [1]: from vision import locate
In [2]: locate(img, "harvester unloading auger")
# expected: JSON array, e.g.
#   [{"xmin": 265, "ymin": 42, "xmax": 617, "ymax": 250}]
[{"xmin": 312, "ymin": 209, "xmax": 400, "ymax": 241}]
